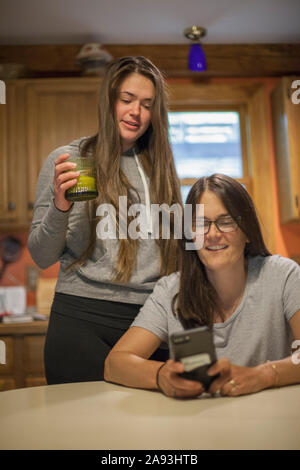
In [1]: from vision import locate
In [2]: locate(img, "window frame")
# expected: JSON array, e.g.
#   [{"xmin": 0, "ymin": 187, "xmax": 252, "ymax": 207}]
[{"xmin": 168, "ymin": 82, "xmax": 275, "ymax": 252}]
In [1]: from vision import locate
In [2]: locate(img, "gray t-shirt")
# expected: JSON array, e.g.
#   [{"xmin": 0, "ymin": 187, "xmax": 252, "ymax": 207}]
[{"xmin": 131, "ymin": 255, "xmax": 300, "ymax": 366}]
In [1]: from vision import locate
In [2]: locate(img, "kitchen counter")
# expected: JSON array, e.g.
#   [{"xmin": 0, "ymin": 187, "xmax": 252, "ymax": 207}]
[{"xmin": 1, "ymin": 381, "xmax": 300, "ymax": 450}]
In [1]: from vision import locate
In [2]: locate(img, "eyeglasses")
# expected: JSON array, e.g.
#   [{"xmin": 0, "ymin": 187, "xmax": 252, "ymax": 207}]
[{"xmin": 202, "ymin": 216, "xmax": 240, "ymax": 235}]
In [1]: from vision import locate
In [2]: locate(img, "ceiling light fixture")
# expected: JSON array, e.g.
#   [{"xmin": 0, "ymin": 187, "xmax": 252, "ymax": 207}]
[{"xmin": 184, "ymin": 26, "xmax": 207, "ymax": 72}]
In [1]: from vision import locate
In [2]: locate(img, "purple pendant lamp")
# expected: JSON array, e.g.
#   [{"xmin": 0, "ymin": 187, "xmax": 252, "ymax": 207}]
[{"xmin": 184, "ymin": 26, "xmax": 207, "ymax": 72}]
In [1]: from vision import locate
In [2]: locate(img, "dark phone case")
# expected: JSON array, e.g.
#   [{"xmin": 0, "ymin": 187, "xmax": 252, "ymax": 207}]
[
  {"xmin": 181, "ymin": 365, "xmax": 217, "ymax": 390},
  {"xmin": 169, "ymin": 326, "xmax": 219, "ymax": 391}
]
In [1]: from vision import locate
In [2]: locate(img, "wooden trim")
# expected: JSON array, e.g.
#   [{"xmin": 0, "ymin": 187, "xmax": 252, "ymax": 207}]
[
  {"xmin": 170, "ymin": 102, "xmax": 250, "ymax": 192},
  {"xmin": 168, "ymin": 83, "xmax": 258, "ymax": 105},
  {"xmin": 0, "ymin": 321, "xmax": 48, "ymax": 335},
  {"xmin": 239, "ymin": 105, "xmax": 250, "ymax": 180},
  {"xmin": 0, "ymin": 44, "xmax": 300, "ymax": 77},
  {"xmin": 247, "ymin": 86, "xmax": 276, "ymax": 252}
]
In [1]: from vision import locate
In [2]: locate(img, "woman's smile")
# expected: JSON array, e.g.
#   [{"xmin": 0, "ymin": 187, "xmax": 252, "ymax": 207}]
[{"xmin": 205, "ymin": 244, "xmax": 228, "ymax": 252}]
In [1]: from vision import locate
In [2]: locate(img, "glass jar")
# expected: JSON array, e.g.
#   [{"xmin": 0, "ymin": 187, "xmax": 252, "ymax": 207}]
[{"xmin": 65, "ymin": 156, "xmax": 98, "ymax": 202}]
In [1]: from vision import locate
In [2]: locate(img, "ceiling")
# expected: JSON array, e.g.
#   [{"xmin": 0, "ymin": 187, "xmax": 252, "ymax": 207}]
[{"xmin": 1, "ymin": 0, "xmax": 300, "ymax": 46}]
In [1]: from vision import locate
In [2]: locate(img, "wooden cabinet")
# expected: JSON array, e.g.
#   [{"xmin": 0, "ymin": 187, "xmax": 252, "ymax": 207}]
[
  {"xmin": 271, "ymin": 77, "xmax": 300, "ymax": 223},
  {"xmin": 0, "ymin": 83, "xmax": 27, "ymax": 228},
  {"xmin": 0, "ymin": 321, "xmax": 48, "ymax": 391},
  {"xmin": 25, "ymin": 78, "xmax": 100, "ymax": 220},
  {"xmin": 0, "ymin": 77, "xmax": 101, "ymax": 229}
]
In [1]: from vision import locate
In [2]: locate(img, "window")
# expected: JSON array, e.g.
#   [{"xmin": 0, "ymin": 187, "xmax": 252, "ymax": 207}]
[{"xmin": 168, "ymin": 109, "xmax": 249, "ymax": 202}]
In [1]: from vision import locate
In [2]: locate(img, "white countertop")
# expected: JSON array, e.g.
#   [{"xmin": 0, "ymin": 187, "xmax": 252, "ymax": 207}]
[{"xmin": 0, "ymin": 381, "xmax": 300, "ymax": 450}]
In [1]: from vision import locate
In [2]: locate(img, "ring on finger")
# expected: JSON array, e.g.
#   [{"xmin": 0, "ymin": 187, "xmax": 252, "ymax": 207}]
[{"xmin": 229, "ymin": 379, "xmax": 239, "ymax": 392}]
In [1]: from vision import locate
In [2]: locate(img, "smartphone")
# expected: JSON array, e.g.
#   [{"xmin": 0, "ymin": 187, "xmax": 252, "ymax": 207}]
[{"xmin": 169, "ymin": 326, "xmax": 219, "ymax": 391}]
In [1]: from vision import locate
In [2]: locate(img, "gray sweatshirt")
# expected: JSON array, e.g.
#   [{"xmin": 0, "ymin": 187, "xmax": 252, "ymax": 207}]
[{"xmin": 28, "ymin": 138, "xmax": 161, "ymax": 305}]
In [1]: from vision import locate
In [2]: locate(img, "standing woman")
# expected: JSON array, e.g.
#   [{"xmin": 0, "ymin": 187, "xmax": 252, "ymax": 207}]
[{"xmin": 28, "ymin": 56, "xmax": 182, "ymax": 384}]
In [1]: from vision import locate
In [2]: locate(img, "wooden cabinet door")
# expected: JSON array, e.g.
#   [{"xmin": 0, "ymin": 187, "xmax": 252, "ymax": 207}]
[
  {"xmin": 0, "ymin": 336, "xmax": 15, "ymax": 391},
  {"xmin": 24, "ymin": 335, "xmax": 46, "ymax": 375},
  {"xmin": 25, "ymin": 77, "xmax": 101, "ymax": 222},
  {"xmin": 286, "ymin": 78, "xmax": 300, "ymax": 221},
  {"xmin": 271, "ymin": 77, "xmax": 300, "ymax": 223},
  {"xmin": 0, "ymin": 378, "xmax": 16, "ymax": 391},
  {"xmin": 0, "ymin": 336, "xmax": 14, "ymax": 375},
  {"xmin": 0, "ymin": 84, "xmax": 27, "ymax": 228}
]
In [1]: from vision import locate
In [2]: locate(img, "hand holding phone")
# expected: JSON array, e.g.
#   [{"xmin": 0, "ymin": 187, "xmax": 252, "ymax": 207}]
[{"xmin": 169, "ymin": 326, "xmax": 219, "ymax": 391}]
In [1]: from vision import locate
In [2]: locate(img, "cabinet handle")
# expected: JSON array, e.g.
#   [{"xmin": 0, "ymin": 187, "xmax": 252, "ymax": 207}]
[
  {"xmin": 296, "ymin": 195, "xmax": 299, "ymax": 208},
  {"xmin": 8, "ymin": 201, "xmax": 16, "ymax": 211},
  {"xmin": 28, "ymin": 202, "xmax": 34, "ymax": 210}
]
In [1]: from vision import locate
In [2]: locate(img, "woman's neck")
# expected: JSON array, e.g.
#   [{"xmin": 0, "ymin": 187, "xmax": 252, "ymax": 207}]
[
  {"xmin": 122, "ymin": 143, "xmax": 137, "ymax": 154},
  {"xmin": 207, "ymin": 258, "xmax": 248, "ymax": 322}
]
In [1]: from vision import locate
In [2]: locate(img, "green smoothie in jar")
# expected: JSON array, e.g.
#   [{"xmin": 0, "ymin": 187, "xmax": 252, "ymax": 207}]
[{"xmin": 65, "ymin": 156, "xmax": 98, "ymax": 202}]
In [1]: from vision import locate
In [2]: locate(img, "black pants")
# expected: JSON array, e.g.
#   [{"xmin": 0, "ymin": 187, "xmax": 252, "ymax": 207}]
[{"xmin": 44, "ymin": 293, "xmax": 168, "ymax": 385}]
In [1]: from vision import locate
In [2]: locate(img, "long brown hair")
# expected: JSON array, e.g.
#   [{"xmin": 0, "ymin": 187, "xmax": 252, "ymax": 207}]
[
  {"xmin": 69, "ymin": 56, "xmax": 182, "ymax": 282},
  {"xmin": 173, "ymin": 174, "xmax": 271, "ymax": 329}
]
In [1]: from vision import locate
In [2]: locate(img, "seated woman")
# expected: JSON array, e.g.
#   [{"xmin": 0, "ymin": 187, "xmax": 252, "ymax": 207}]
[{"xmin": 104, "ymin": 174, "xmax": 300, "ymax": 398}]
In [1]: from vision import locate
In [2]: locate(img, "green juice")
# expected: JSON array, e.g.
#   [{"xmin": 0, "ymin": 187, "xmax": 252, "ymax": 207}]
[{"xmin": 65, "ymin": 159, "xmax": 98, "ymax": 202}]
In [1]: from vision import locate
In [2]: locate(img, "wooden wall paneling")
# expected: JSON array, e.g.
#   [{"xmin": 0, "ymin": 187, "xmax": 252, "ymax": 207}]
[
  {"xmin": 0, "ymin": 44, "xmax": 300, "ymax": 77},
  {"xmin": 168, "ymin": 82, "xmax": 257, "ymax": 106}
]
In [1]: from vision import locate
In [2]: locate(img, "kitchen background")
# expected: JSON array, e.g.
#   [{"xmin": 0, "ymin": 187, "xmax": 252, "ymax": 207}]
[{"xmin": 1, "ymin": 0, "xmax": 300, "ymax": 305}]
